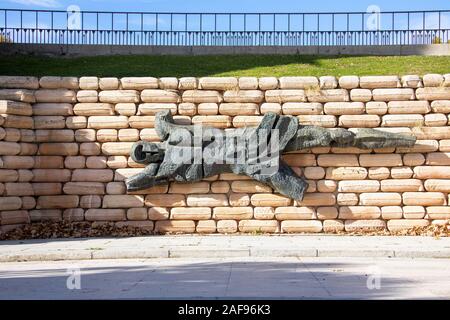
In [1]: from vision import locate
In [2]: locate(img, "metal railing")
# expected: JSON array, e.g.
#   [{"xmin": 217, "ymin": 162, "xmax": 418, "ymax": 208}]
[{"xmin": 0, "ymin": 8, "xmax": 449, "ymax": 46}]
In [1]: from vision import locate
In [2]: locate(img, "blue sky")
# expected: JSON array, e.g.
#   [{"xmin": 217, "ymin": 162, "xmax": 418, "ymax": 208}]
[{"xmin": 2, "ymin": 0, "xmax": 449, "ymax": 13}]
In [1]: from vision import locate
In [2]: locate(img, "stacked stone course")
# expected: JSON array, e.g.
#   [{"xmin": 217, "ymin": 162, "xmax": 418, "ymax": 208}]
[{"xmin": 1, "ymin": 74, "xmax": 450, "ymax": 234}]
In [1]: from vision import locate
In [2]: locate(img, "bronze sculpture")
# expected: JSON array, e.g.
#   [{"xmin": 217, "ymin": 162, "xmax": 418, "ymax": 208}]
[{"xmin": 126, "ymin": 110, "xmax": 416, "ymax": 200}]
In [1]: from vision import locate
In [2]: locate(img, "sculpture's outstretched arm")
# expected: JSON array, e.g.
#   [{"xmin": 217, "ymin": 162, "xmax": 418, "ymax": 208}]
[
  {"xmin": 125, "ymin": 163, "xmax": 170, "ymax": 192},
  {"xmin": 284, "ymin": 125, "xmax": 416, "ymax": 151}
]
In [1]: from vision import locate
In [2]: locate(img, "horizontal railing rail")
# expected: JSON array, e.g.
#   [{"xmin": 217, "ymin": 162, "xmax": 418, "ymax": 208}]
[{"xmin": 0, "ymin": 8, "xmax": 449, "ymax": 46}]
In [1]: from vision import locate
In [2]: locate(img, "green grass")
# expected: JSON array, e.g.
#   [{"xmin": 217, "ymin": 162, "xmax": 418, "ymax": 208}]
[{"xmin": 0, "ymin": 54, "xmax": 449, "ymax": 77}]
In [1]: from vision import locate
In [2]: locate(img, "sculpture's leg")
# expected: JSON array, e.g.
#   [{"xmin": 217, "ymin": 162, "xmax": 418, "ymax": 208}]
[
  {"xmin": 253, "ymin": 161, "xmax": 309, "ymax": 201},
  {"xmin": 125, "ymin": 163, "xmax": 170, "ymax": 192}
]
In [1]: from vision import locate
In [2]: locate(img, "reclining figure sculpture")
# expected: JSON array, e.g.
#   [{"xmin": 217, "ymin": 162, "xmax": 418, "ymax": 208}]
[{"xmin": 126, "ymin": 110, "xmax": 416, "ymax": 201}]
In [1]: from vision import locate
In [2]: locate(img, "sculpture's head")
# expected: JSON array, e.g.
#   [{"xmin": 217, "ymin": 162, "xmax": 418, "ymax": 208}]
[{"xmin": 130, "ymin": 141, "xmax": 165, "ymax": 164}]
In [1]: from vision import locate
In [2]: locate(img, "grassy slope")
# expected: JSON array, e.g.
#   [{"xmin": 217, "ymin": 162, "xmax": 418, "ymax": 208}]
[{"xmin": 0, "ymin": 54, "xmax": 449, "ymax": 77}]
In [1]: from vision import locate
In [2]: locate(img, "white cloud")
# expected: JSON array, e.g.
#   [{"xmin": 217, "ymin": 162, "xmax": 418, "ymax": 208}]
[{"xmin": 8, "ymin": 0, "xmax": 61, "ymax": 8}]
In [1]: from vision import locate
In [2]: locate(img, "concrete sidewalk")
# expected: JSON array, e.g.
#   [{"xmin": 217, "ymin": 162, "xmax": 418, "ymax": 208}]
[{"xmin": 1, "ymin": 235, "xmax": 450, "ymax": 262}]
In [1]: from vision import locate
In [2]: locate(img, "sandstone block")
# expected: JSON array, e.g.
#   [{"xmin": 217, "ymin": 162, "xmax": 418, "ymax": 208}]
[
  {"xmin": 196, "ymin": 220, "xmax": 216, "ymax": 233},
  {"xmin": 39, "ymin": 76, "xmax": 78, "ymax": 89},
  {"xmin": 32, "ymin": 169, "xmax": 71, "ymax": 182},
  {"xmin": 85, "ymin": 208, "xmax": 125, "ymax": 221},
  {"xmin": 63, "ymin": 182, "xmax": 105, "ymax": 195},
  {"xmin": 0, "ymin": 210, "xmax": 29, "ymax": 225},
  {"xmin": 169, "ymin": 182, "xmax": 210, "ymax": 194},
  {"xmin": 338, "ymin": 76, "xmax": 359, "ymax": 89},
  {"xmin": 79, "ymin": 77, "xmax": 98, "ymax": 90},
  {"xmin": 401, "ymin": 75, "xmax": 422, "ymax": 88},
  {"xmin": 178, "ymin": 77, "xmax": 198, "ymax": 90},
  {"xmin": 387, "ymin": 101, "xmax": 430, "ymax": 114},
  {"xmin": 279, "ymin": 76, "xmax": 318, "ymax": 89},
  {"xmin": 339, "ymin": 206, "xmax": 381, "ymax": 219},
  {"xmin": 66, "ymin": 116, "xmax": 87, "ymax": 129},
  {"xmin": 424, "ymin": 114, "xmax": 447, "ymax": 126},
  {"xmin": 197, "ymin": 103, "xmax": 218, "ymax": 115},
  {"xmin": 0, "ymin": 100, "xmax": 32, "ymax": 116},
  {"xmin": 219, "ymin": 103, "xmax": 259, "ymax": 115},
  {"xmin": 381, "ymin": 179, "xmax": 423, "ymax": 192},
  {"xmin": 337, "ymin": 193, "xmax": 358, "ymax": 206},
  {"xmin": 416, "ymin": 87, "xmax": 450, "ymax": 100},
  {"xmin": 387, "ymin": 219, "xmax": 429, "ymax": 232},
  {"xmin": 88, "ymin": 116, "xmax": 128, "ymax": 129},
  {"xmin": 347, "ymin": 120, "xmax": 388, "ymax": 133},
  {"xmin": 344, "ymin": 219, "xmax": 386, "ymax": 232},
  {"xmin": 324, "ymin": 102, "xmax": 364, "ymax": 115},
  {"xmin": 390, "ymin": 167, "xmax": 414, "ymax": 179},
  {"xmin": 72, "ymin": 169, "xmax": 113, "ymax": 182},
  {"xmin": 359, "ymin": 76, "xmax": 400, "ymax": 89},
  {"xmin": 29, "ymin": 209, "xmax": 62, "ymax": 222},
  {"xmin": 182, "ymin": 90, "xmax": 222, "ymax": 103},
  {"xmin": 223, "ymin": 90, "xmax": 264, "ymax": 103},
  {"xmin": 265, "ymin": 90, "xmax": 306, "ymax": 103},
  {"xmin": 423, "ymin": 74, "xmax": 444, "ymax": 87},
  {"xmin": 158, "ymin": 77, "xmax": 178, "ymax": 90},
  {"xmin": 0, "ymin": 141, "xmax": 21, "ymax": 155},
  {"xmin": 115, "ymin": 103, "xmax": 136, "ymax": 116},
  {"xmin": 359, "ymin": 193, "xmax": 401, "ymax": 206},
  {"xmin": 239, "ymin": 77, "xmax": 258, "ymax": 90},
  {"xmin": 365, "ymin": 101, "xmax": 388, "ymax": 115},
  {"xmin": 199, "ymin": 77, "xmax": 238, "ymax": 90},
  {"xmin": 258, "ymin": 77, "xmax": 278, "ymax": 90},
  {"xmin": 350, "ymin": 89, "xmax": 372, "ymax": 102},
  {"xmin": 171, "ymin": 207, "xmax": 211, "ymax": 220},
  {"xmin": 73, "ymin": 103, "xmax": 114, "ymax": 116},
  {"xmin": 382, "ymin": 114, "xmax": 423, "ymax": 127},
  {"xmin": 373, "ymin": 88, "xmax": 415, "ymax": 101},
  {"xmin": 36, "ymin": 195, "xmax": 79, "ymax": 209},
  {"xmin": 280, "ymin": 220, "xmax": 321, "ymax": 233},
  {"xmin": 359, "ymin": 154, "xmax": 402, "ymax": 167},
  {"xmin": 402, "ymin": 206, "xmax": 425, "ymax": 219},
  {"xmin": 402, "ymin": 192, "xmax": 446, "ymax": 206},
  {"xmin": 338, "ymin": 180, "xmax": 380, "ymax": 193},
  {"xmin": 155, "ymin": 220, "xmax": 196, "ymax": 233},
  {"xmin": 192, "ymin": 115, "xmax": 231, "ymax": 128},
  {"xmin": 297, "ymin": 115, "xmax": 337, "ymax": 127},
  {"xmin": 307, "ymin": 89, "xmax": 349, "ymax": 103},
  {"xmin": 229, "ymin": 193, "xmax": 250, "ymax": 207},
  {"xmin": 120, "ymin": 77, "xmax": 158, "ymax": 90},
  {"xmin": 318, "ymin": 154, "xmax": 358, "ymax": 167},
  {"xmin": 102, "ymin": 195, "xmax": 144, "ymax": 208},
  {"xmin": 426, "ymin": 206, "xmax": 450, "ymax": 219},
  {"xmin": 325, "ymin": 167, "xmax": 367, "ymax": 180},
  {"xmin": 99, "ymin": 90, "xmax": 140, "ymax": 103},
  {"xmin": 76, "ymin": 90, "xmax": 98, "ymax": 103},
  {"xmin": 216, "ymin": 220, "xmax": 237, "ymax": 233},
  {"xmin": 210, "ymin": 181, "xmax": 230, "ymax": 193},
  {"xmin": 35, "ymin": 89, "xmax": 76, "ymax": 103},
  {"xmin": 141, "ymin": 89, "xmax": 180, "ymax": 103},
  {"xmin": 97, "ymin": 129, "xmax": 118, "ymax": 142},
  {"xmin": 275, "ymin": 207, "xmax": 315, "ymax": 220},
  {"xmin": 0, "ymin": 76, "xmax": 39, "ymax": 89},
  {"xmin": 177, "ymin": 102, "xmax": 196, "ymax": 116},
  {"xmin": 38, "ymin": 143, "xmax": 78, "ymax": 156},
  {"xmin": 0, "ymin": 89, "xmax": 35, "ymax": 103},
  {"xmin": 239, "ymin": 220, "xmax": 279, "ymax": 233},
  {"xmin": 323, "ymin": 219, "xmax": 345, "ymax": 232},
  {"xmin": 413, "ymin": 166, "xmax": 450, "ymax": 179},
  {"xmin": 145, "ymin": 194, "xmax": 186, "ymax": 207}
]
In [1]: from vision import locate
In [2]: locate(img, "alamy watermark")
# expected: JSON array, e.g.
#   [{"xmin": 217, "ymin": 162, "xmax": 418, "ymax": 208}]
[{"xmin": 66, "ymin": 266, "xmax": 81, "ymax": 290}]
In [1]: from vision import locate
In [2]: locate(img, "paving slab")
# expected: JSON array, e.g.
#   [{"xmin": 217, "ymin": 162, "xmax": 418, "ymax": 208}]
[{"xmin": 0, "ymin": 257, "xmax": 449, "ymax": 299}]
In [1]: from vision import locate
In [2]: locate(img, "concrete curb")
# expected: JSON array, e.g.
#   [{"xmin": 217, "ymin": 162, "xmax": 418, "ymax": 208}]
[
  {"xmin": 3, "ymin": 248, "xmax": 450, "ymax": 262},
  {"xmin": 1, "ymin": 235, "xmax": 450, "ymax": 262}
]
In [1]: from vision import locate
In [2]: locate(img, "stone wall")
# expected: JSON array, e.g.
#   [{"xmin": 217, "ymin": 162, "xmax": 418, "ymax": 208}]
[{"xmin": 0, "ymin": 74, "xmax": 450, "ymax": 235}]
